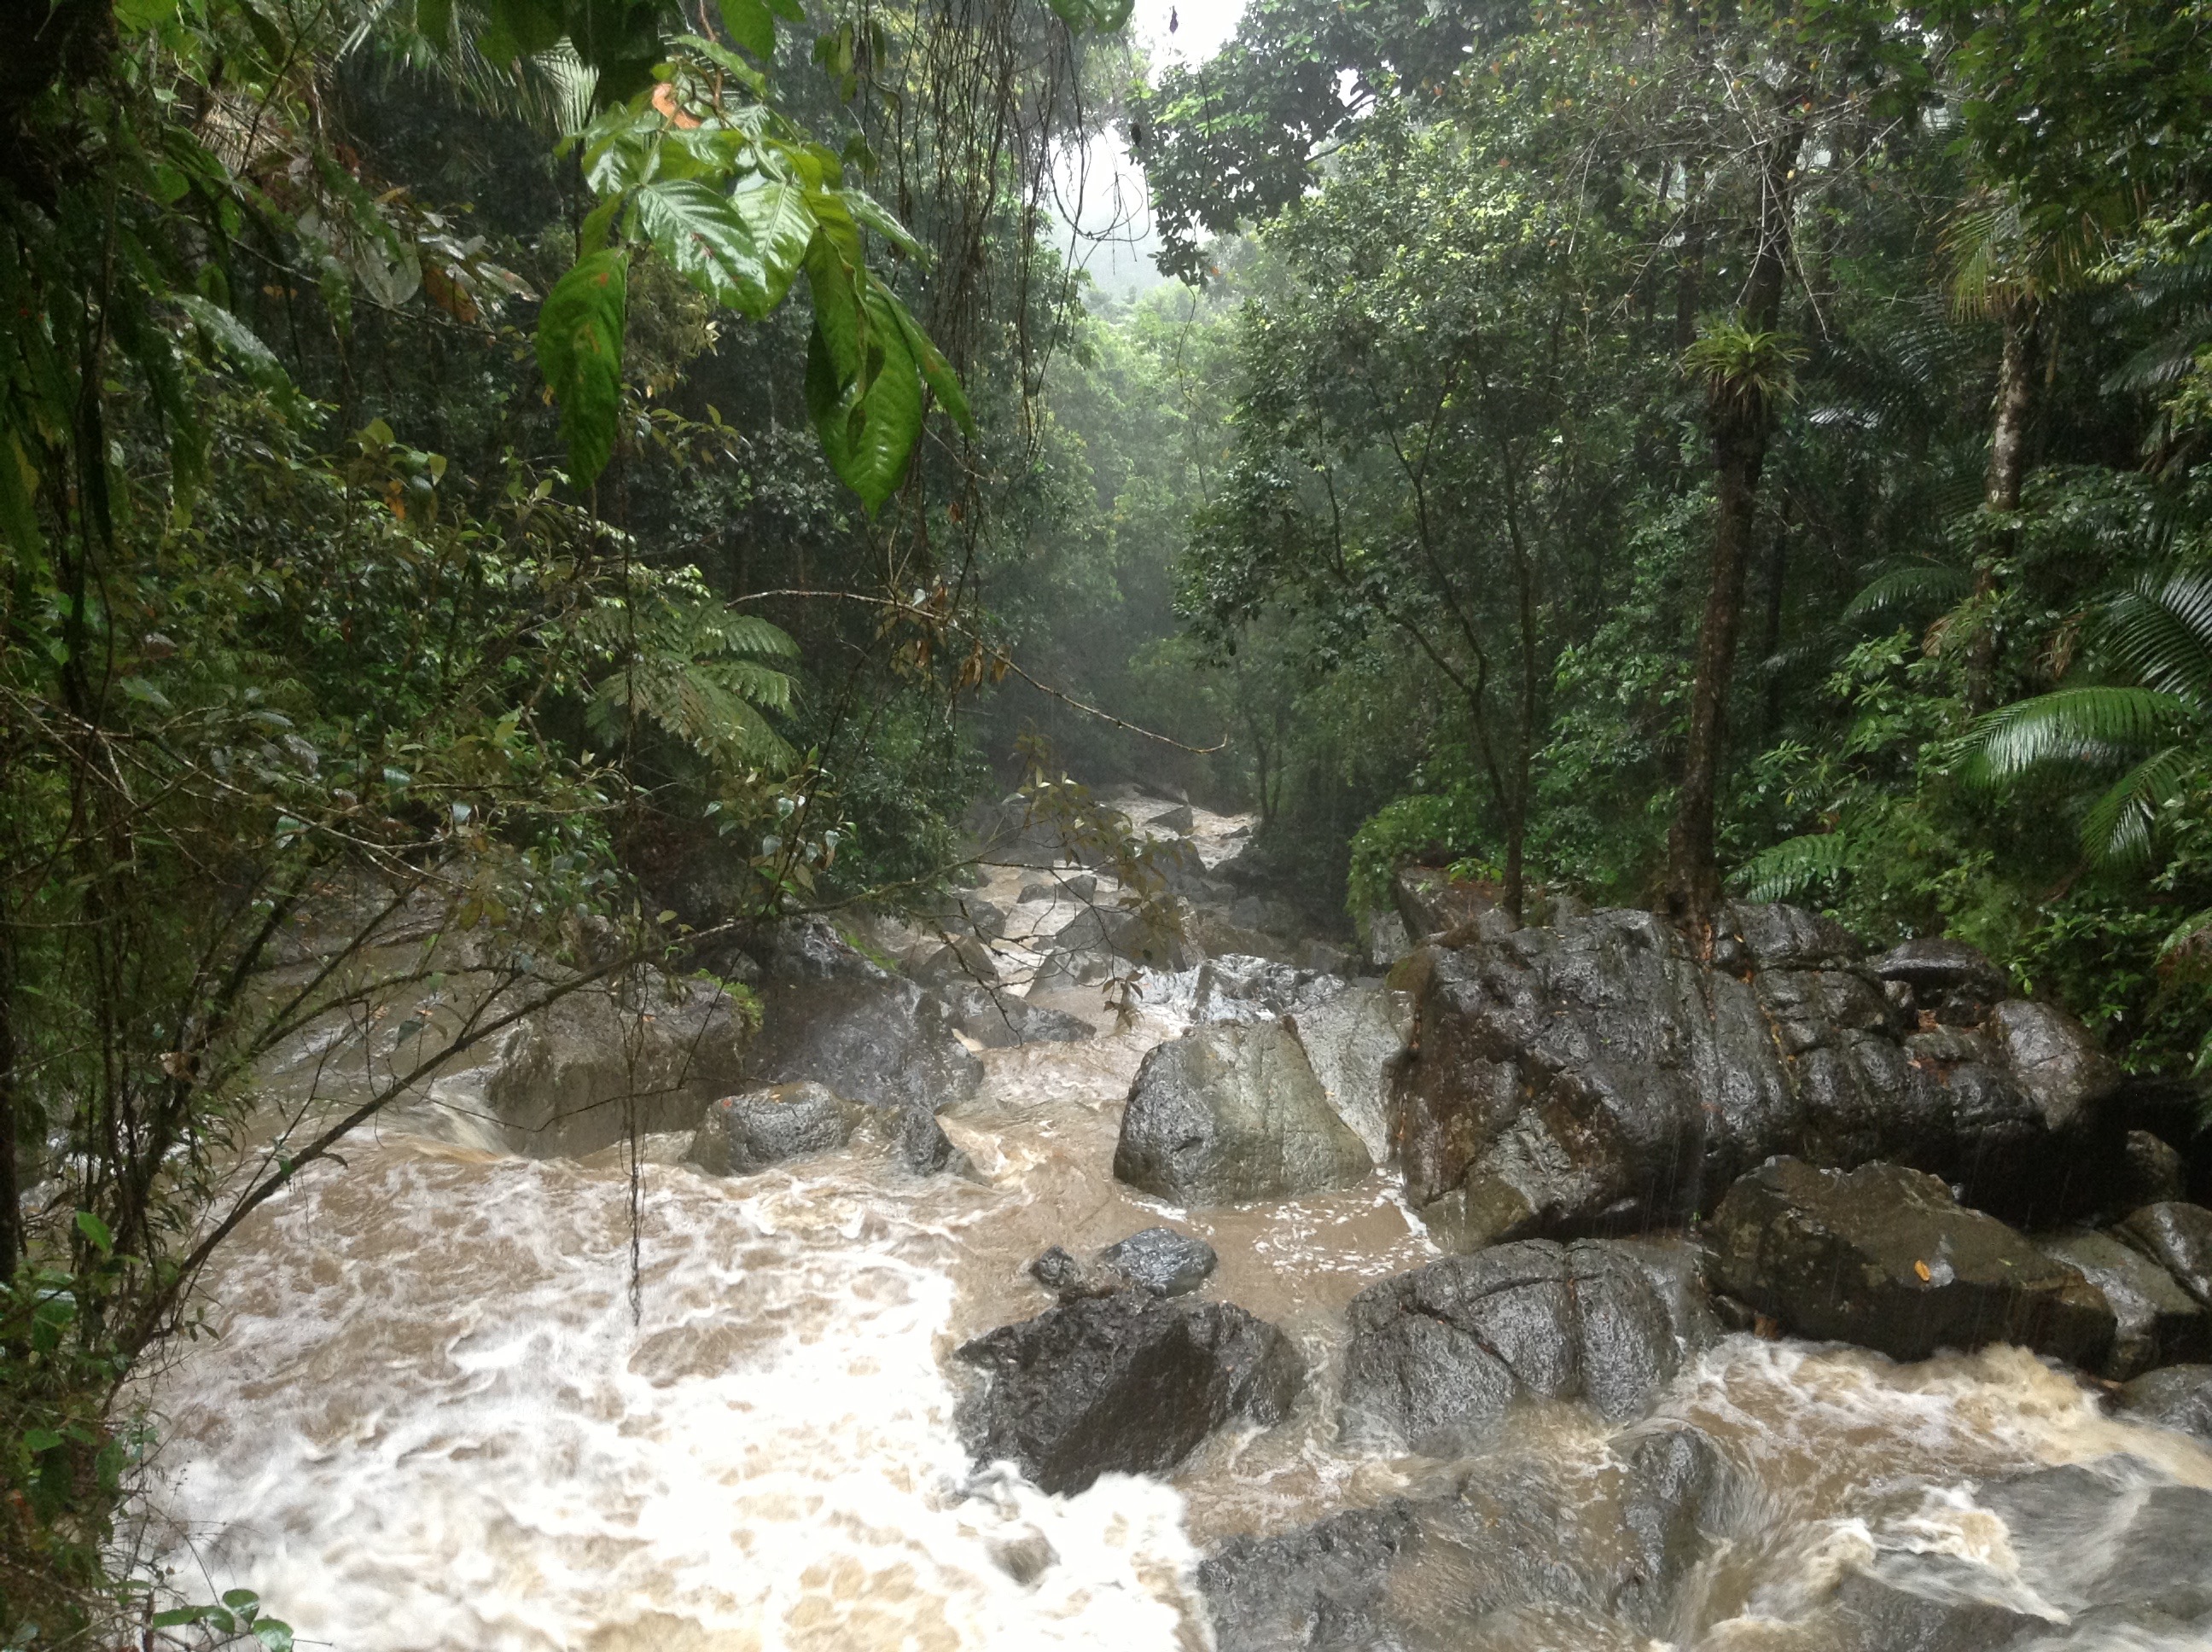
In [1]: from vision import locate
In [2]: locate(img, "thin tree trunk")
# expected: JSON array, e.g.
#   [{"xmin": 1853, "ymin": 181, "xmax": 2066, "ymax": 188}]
[
  {"xmin": 1667, "ymin": 123, "xmax": 1806, "ymax": 930},
  {"xmin": 1760, "ymin": 509, "xmax": 1790, "ymax": 746},
  {"xmin": 1967, "ymin": 300, "xmax": 2037, "ymax": 713},
  {"xmin": 0, "ymin": 916, "xmax": 19, "ymax": 1282}
]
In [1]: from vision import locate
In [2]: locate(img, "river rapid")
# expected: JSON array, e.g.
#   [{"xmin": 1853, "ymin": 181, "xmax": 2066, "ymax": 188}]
[{"xmin": 137, "ymin": 808, "xmax": 2212, "ymax": 1650}]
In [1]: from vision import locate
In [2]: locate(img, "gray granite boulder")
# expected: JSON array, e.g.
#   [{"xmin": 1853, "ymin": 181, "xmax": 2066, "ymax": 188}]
[
  {"xmin": 2117, "ymin": 1201, "xmax": 2212, "ymax": 1306},
  {"xmin": 1114, "ymin": 1020, "xmax": 1373, "ymax": 1206},
  {"xmin": 954, "ymin": 1291, "xmax": 1302, "ymax": 1494},
  {"xmin": 686, "ymin": 1081, "xmax": 851, "ymax": 1175},
  {"xmin": 1339, "ymin": 1238, "xmax": 1715, "ymax": 1455},
  {"xmin": 1705, "ymin": 1159, "xmax": 2113, "ymax": 1365},
  {"xmin": 1394, "ymin": 902, "xmax": 2122, "ymax": 1253}
]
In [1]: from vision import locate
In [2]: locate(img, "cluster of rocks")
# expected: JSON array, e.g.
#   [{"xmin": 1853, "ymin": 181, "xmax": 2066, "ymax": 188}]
[{"xmin": 931, "ymin": 889, "xmax": 2212, "ymax": 1644}]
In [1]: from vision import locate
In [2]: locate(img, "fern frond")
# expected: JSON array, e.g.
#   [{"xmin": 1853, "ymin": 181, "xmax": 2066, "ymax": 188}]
[
  {"xmin": 2098, "ymin": 571, "xmax": 2212, "ymax": 707},
  {"xmin": 1732, "ymin": 832, "xmax": 1853, "ymax": 901}
]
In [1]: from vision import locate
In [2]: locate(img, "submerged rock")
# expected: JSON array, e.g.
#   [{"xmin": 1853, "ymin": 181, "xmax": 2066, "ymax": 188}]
[
  {"xmin": 953, "ymin": 1291, "xmax": 1302, "ymax": 1494},
  {"xmin": 1705, "ymin": 1159, "xmax": 2114, "ymax": 1365},
  {"xmin": 1098, "ymin": 1227, "xmax": 1218, "ymax": 1296},
  {"xmin": 1393, "ymin": 902, "xmax": 2120, "ymax": 1251},
  {"xmin": 931, "ymin": 978, "xmax": 1095, "ymax": 1050},
  {"xmin": 2037, "ymin": 1229, "xmax": 2210, "ymax": 1378},
  {"xmin": 2115, "ymin": 1364, "xmax": 2212, "ymax": 1443},
  {"xmin": 1114, "ymin": 1020, "xmax": 1374, "ymax": 1206},
  {"xmin": 1339, "ymin": 1238, "xmax": 1714, "ymax": 1455},
  {"xmin": 1201, "ymin": 1426, "xmax": 1738, "ymax": 1650}
]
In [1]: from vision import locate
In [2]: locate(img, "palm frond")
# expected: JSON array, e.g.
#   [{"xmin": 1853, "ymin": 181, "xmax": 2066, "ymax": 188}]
[
  {"xmin": 1963, "ymin": 685, "xmax": 2197, "ymax": 783},
  {"xmin": 2098, "ymin": 571, "xmax": 2212, "ymax": 707},
  {"xmin": 2080, "ymin": 744, "xmax": 2195, "ymax": 867},
  {"xmin": 1841, "ymin": 562, "xmax": 1974, "ymax": 628}
]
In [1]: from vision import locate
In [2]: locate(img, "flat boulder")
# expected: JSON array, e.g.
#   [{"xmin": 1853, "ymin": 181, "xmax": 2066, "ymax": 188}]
[
  {"xmin": 1705, "ymin": 1159, "xmax": 2114, "ymax": 1365},
  {"xmin": 1339, "ymin": 1238, "xmax": 1714, "ymax": 1456},
  {"xmin": 1114, "ymin": 1020, "xmax": 1373, "ymax": 1207},
  {"xmin": 932, "ymin": 978, "xmax": 1095, "ymax": 1050},
  {"xmin": 954, "ymin": 1291, "xmax": 1302, "ymax": 1494}
]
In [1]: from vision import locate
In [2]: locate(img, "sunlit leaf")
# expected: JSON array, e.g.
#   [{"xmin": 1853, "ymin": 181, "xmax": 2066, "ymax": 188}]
[{"xmin": 535, "ymin": 250, "xmax": 630, "ymax": 486}]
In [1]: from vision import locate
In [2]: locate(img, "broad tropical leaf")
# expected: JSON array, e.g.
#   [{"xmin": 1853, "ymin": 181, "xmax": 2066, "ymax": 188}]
[
  {"xmin": 804, "ymin": 245, "xmax": 923, "ymax": 515},
  {"xmin": 536, "ymin": 250, "xmax": 629, "ymax": 486},
  {"xmin": 632, "ymin": 178, "xmax": 785, "ymax": 317}
]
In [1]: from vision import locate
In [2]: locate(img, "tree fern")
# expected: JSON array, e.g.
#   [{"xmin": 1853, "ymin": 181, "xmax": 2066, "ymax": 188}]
[
  {"xmin": 1733, "ymin": 831, "xmax": 1854, "ymax": 901},
  {"xmin": 579, "ymin": 573, "xmax": 799, "ymax": 773}
]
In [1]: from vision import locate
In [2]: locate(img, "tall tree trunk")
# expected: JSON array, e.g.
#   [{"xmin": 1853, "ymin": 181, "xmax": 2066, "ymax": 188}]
[
  {"xmin": 1666, "ymin": 123, "xmax": 1805, "ymax": 931},
  {"xmin": 0, "ymin": 916, "xmax": 18, "ymax": 1282},
  {"xmin": 1759, "ymin": 509, "xmax": 1791, "ymax": 746},
  {"xmin": 1966, "ymin": 299, "xmax": 2037, "ymax": 713}
]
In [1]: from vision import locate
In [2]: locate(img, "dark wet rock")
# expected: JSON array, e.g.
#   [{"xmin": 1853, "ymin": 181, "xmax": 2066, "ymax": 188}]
[
  {"xmin": 1826, "ymin": 1567, "xmax": 2050, "ymax": 1652},
  {"xmin": 742, "ymin": 919, "xmax": 983, "ymax": 1114},
  {"xmin": 1114, "ymin": 1021, "xmax": 1374, "ymax": 1207},
  {"xmin": 1018, "ymin": 872, "xmax": 1097, "ymax": 905},
  {"xmin": 483, "ymin": 971, "xmax": 751, "ymax": 1157},
  {"xmin": 1339, "ymin": 1238, "xmax": 1715, "ymax": 1455},
  {"xmin": 2037, "ymin": 1230, "xmax": 2209, "ymax": 1378},
  {"xmin": 913, "ymin": 934, "xmax": 1003, "ymax": 986},
  {"xmin": 1394, "ymin": 902, "xmax": 2121, "ymax": 1252},
  {"xmin": 1034, "ymin": 902, "xmax": 1191, "ymax": 986},
  {"xmin": 2115, "ymin": 1364, "xmax": 2212, "ymax": 1441},
  {"xmin": 1705, "ymin": 1159, "xmax": 2114, "ymax": 1365},
  {"xmin": 2116, "ymin": 1128, "xmax": 2188, "ymax": 1210},
  {"xmin": 1190, "ymin": 954, "xmax": 1346, "ymax": 1021},
  {"xmin": 932, "ymin": 979, "xmax": 1094, "ymax": 1050},
  {"xmin": 1392, "ymin": 864, "xmax": 1512, "ymax": 943},
  {"xmin": 2117, "ymin": 1201, "xmax": 2212, "ymax": 1307},
  {"xmin": 686, "ymin": 1082, "xmax": 850, "ymax": 1175},
  {"xmin": 954, "ymin": 1292, "xmax": 1303, "ymax": 1495},
  {"xmin": 849, "ymin": 1096, "xmax": 966, "ymax": 1176},
  {"xmin": 1200, "ymin": 1425, "xmax": 1738, "ymax": 1650},
  {"xmin": 990, "ymin": 1530, "xmax": 1058, "ymax": 1586},
  {"xmin": 1363, "ymin": 909, "xmax": 1412, "ymax": 971},
  {"xmin": 1150, "ymin": 804, "xmax": 1196, "ymax": 835},
  {"xmin": 1870, "ymin": 936, "xmax": 2010, "ymax": 1003},
  {"xmin": 1099, "ymin": 1227, "xmax": 1218, "ymax": 1296},
  {"xmin": 1027, "ymin": 1245, "xmax": 1111, "ymax": 1299}
]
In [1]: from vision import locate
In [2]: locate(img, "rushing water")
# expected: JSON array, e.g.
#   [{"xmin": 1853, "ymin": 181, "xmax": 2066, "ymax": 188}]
[{"xmin": 138, "ymin": 808, "xmax": 2212, "ymax": 1650}]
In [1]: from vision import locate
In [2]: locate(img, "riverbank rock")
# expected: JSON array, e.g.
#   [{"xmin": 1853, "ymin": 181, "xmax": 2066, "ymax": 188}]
[
  {"xmin": 953, "ymin": 1291, "xmax": 1302, "ymax": 1494},
  {"xmin": 1339, "ymin": 1238, "xmax": 1715, "ymax": 1455},
  {"xmin": 2037, "ymin": 1230, "xmax": 2210, "ymax": 1378},
  {"xmin": 482, "ymin": 970, "xmax": 751, "ymax": 1157},
  {"xmin": 1394, "ymin": 902, "xmax": 2122, "ymax": 1253},
  {"xmin": 932, "ymin": 979, "xmax": 1094, "ymax": 1050},
  {"xmin": 2116, "ymin": 1201, "xmax": 2212, "ymax": 1306},
  {"xmin": 1034, "ymin": 902, "xmax": 1191, "ymax": 986},
  {"xmin": 2115, "ymin": 1364, "xmax": 2212, "ymax": 1442},
  {"xmin": 1201, "ymin": 1426, "xmax": 1738, "ymax": 1650},
  {"xmin": 741, "ymin": 917, "xmax": 982, "ymax": 1113},
  {"xmin": 1705, "ymin": 1159, "xmax": 2114, "ymax": 1365},
  {"xmin": 1114, "ymin": 1020, "xmax": 1373, "ymax": 1206}
]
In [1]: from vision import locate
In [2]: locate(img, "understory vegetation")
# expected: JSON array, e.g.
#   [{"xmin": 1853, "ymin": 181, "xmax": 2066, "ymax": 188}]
[{"xmin": 3, "ymin": 0, "xmax": 2212, "ymax": 1636}]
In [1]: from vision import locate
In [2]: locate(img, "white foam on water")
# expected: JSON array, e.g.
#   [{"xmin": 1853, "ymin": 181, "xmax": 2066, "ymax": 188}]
[{"xmin": 140, "ymin": 1144, "xmax": 1208, "ymax": 1652}]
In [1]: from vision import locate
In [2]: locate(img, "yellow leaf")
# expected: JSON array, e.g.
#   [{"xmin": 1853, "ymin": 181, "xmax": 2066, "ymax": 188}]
[{"xmin": 1913, "ymin": 1259, "xmax": 1932, "ymax": 1282}]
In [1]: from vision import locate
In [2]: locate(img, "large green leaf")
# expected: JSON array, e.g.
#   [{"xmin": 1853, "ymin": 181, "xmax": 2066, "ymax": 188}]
[
  {"xmin": 536, "ymin": 250, "xmax": 629, "ymax": 486},
  {"xmin": 717, "ymin": 0, "xmax": 775, "ymax": 60},
  {"xmin": 884, "ymin": 291, "xmax": 974, "ymax": 439},
  {"xmin": 804, "ymin": 246, "xmax": 921, "ymax": 515},
  {"xmin": 632, "ymin": 178, "xmax": 812, "ymax": 318}
]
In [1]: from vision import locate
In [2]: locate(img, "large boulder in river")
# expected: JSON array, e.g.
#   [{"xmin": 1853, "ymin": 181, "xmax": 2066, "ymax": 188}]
[
  {"xmin": 1339, "ymin": 1238, "xmax": 1716, "ymax": 1456},
  {"xmin": 930, "ymin": 978, "xmax": 1094, "ymax": 1050},
  {"xmin": 2037, "ymin": 1230, "xmax": 2210, "ymax": 1378},
  {"xmin": 1114, "ymin": 1020, "xmax": 1373, "ymax": 1206},
  {"xmin": 2116, "ymin": 1201, "xmax": 2212, "ymax": 1306},
  {"xmin": 482, "ymin": 969, "xmax": 750, "ymax": 1156},
  {"xmin": 686, "ymin": 1081, "xmax": 849, "ymax": 1174},
  {"xmin": 741, "ymin": 917, "xmax": 982, "ymax": 1114},
  {"xmin": 1201, "ymin": 1425, "xmax": 1738, "ymax": 1650},
  {"xmin": 2116, "ymin": 1364, "xmax": 2212, "ymax": 1443},
  {"xmin": 1705, "ymin": 1158, "xmax": 2113, "ymax": 1365},
  {"xmin": 953, "ymin": 1290, "xmax": 1302, "ymax": 1494},
  {"xmin": 1394, "ymin": 902, "xmax": 2120, "ymax": 1251}
]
